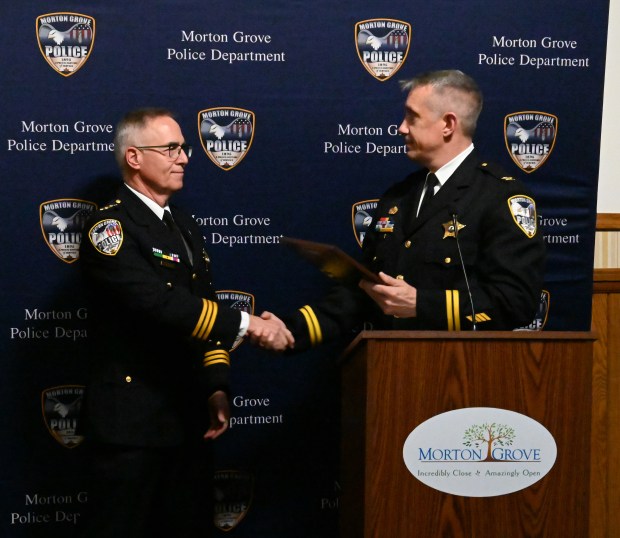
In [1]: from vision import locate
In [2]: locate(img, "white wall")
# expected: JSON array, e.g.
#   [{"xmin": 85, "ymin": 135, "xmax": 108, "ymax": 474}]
[{"xmin": 598, "ymin": 0, "xmax": 620, "ymax": 213}]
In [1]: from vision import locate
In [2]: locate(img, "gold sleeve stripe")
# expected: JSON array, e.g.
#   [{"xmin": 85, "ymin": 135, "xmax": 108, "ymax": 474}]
[
  {"xmin": 467, "ymin": 312, "xmax": 491, "ymax": 322},
  {"xmin": 203, "ymin": 350, "xmax": 230, "ymax": 368},
  {"xmin": 192, "ymin": 299, "xmax": 218, "ymax": 341},
  {"xmin": 445, "ymin": 290, "xmax": 461, "ymax": 331},
  {"xmin": 299, "ymin": 305, "xmax": 322, "ymax": 347}
]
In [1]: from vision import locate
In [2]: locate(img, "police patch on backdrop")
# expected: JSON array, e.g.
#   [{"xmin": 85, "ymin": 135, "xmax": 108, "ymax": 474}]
[
  {"xmin": 504, "ymin": 111, "xmax": 558, "ymax": 173},
  {"xmin": 352, "ymin": 199, "xmax": 378, "ymax": 246},
  {"xmin": 41, "ymin": 386, "xmax": 85, "ymax": 449},
  {"xmin": 516, "ymin": 289, "xmax": 551, "ymax": 331},
  {"xmin": 216, "ymin": 290, "xmax": 254, "ymax": 350},
  {"xmin": 40, "ymin": 198, "xmax": 97, "ymax": 263},
  {"xmin": 216, "ymin": 290, "xmax": 254, "ymax": 315},
  {"xmin": 36, "ymin": 12, "xmax": 95, "ymax": 77},
  {"xmin": 89, "ymin": 219, "xmax": 123, "ymax": 256},
  {"xmin": 355, "ymin": 18, "xmax": 411, "ymax": 81},
  {"xmin": 508, "ymin": 195, "xmax": 537, "ymax": 238},
  {"xmin": 198, "ymin": 107, "xmax": 255, "ymax": 171},
  {"xmin": 214, "ymin": 470, "xmax": 254, "ymax": 531}
]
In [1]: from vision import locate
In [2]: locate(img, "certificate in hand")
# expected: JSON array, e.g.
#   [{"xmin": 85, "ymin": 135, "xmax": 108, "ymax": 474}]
[{"xmin": 280, "ymin": 236, "xmax": 381, "ymax": 284}]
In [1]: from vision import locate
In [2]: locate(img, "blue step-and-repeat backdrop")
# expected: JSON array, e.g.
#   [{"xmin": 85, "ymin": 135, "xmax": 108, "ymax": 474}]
[{"xmin": 1, "ymin": 1, "xmax": 609, "ymax": 536}]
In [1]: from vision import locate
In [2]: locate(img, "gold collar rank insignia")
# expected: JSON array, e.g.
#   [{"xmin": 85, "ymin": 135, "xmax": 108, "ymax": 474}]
[{"xmin": 442, "ymin": 219, "xmax": 466, "ymax": 239}]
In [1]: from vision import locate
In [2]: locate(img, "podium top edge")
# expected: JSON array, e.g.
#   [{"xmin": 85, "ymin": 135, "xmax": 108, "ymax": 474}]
[{"xmin": 343, "ymin": 330, "xmax": 597, "ymax": 354}]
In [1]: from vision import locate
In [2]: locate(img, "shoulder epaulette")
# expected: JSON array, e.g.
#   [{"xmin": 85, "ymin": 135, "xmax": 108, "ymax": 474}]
[
  {"xmin": 478, "ymin": 161, "xmax": 516, "ymax": 181},
  {"xmin": 99, "ymin": 199, "xmax": 122, "ymax": 211}
]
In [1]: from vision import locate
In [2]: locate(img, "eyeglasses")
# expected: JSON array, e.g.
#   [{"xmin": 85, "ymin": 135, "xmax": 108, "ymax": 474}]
[{"xmin": 134, "ymin": 143, "xmax": 193, "ymax": 159}]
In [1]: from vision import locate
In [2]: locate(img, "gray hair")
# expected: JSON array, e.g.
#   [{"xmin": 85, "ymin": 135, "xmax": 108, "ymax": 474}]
[
  {"xmin": 113, "ymin": 108, "xmax": 175, "ymax": 170},
  {"xmin": 400, "ymin": 70, "xmax": 483, "ymax": 137}
]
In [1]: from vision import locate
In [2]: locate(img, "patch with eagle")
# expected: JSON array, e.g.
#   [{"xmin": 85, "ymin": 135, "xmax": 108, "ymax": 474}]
[
  {"xmin": 198, "ymin": 107, "xmax": 255, "ymax": 171},
  {"xmin": 508, "ymin": 195, "xmax": 538, "ymax": 238},
  {"xmin": 355, "ymin": 19, "xmax": 411, "ymax": 81},
  {"xmin": 352, "ymin": 199, "xmax": 378, "ymax": 246},
  {"xmin": 504, "ymin": 111, "xmax": 558, "ymax": 173},
  {"xmin": 40, "ymin": 199, "xmax": 97, "ymax": 263},
  {"xmin": 216, "ymin": 290, "xmax": 255, "ymax": 350},
  {"xmin": 89, "ymin": 219, "xmax": 124, "ymax": 256},
  {"xmin": 36, "ymin": 12, "xmax": 96, "ymax": 77},
  {"xmin": 41, "ymin": 385, "xmax": 85, "ymax": 449}
]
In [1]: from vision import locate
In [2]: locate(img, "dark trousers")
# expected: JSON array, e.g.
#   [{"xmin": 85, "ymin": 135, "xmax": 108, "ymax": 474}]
[{"xmin": 81, "ymin": 441, "xmax": 214, "ymax": 538}]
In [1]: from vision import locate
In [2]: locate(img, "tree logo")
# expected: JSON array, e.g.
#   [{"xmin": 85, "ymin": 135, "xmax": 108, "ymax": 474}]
[{"xmin": 463, "ymin": 422, "xmax": 515, "ymax": 461}]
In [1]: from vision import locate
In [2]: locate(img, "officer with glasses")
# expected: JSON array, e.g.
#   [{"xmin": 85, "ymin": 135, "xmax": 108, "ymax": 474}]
[
  {"xmin": 79, "ymin": 108, "xmax": 293, "ymax": 537},
  {"xmin": 134, "ymin": 141, "xmax": 193, "ymax": 158}
]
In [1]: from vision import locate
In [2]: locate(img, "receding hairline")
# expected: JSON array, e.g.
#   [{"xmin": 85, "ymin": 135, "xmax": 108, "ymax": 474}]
[{"xmin": 113, "ymin": 107, "xmax": 178, "ymax": 169}]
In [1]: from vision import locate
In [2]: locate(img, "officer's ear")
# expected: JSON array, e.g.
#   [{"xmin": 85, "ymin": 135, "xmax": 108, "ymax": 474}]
[
  {"xmin": 125, "ymin": 147, "xmax": 142, "ymax": 170},
  {"xmin": 442, "ymin": 112, "xmax": 458, "ymax": 137}
]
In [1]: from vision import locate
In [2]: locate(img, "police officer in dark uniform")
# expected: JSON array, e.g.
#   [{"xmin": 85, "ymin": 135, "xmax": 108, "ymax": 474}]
[
  {"xmin": 275, "ymin": 70, "xmax": 545, "ymax": 350},
  {"xmin": 79, "ymin": 108, "xmax": 293, "ymax": 537}
]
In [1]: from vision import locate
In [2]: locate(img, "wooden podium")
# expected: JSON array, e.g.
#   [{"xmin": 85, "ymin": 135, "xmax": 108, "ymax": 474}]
[{"xmin": 339, "ymin": 331, "xmax": 596, "ymax": 538}]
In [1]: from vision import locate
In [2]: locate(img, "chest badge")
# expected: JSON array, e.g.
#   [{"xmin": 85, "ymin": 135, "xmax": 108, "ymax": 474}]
[{"xmin": 442, "ymin": 219, "xmax": 466, "ymax": 239}]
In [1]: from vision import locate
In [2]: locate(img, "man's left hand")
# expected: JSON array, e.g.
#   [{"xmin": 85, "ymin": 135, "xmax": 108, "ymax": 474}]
[
  {"xmin": 204, "ymin": 390, "xmax": 230, "ymax": 440},
  {"xmin": 359, "ymin": 271, "xmax": 418, "ymax": 318}
]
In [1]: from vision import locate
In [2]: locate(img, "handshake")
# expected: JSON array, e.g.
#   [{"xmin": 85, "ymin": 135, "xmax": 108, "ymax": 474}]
[{"xmin": 246, "ymin": 311, "xmax": 294, "ymax": 352}]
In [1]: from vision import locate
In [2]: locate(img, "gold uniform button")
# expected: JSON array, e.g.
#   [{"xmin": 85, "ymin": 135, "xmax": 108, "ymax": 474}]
[
  {"xmin": 405, "ymin": 240, "xmax": 412, "ymax": 248},
  {"xmin": 125, "ymin": 376, "xmax": 132, "ymax": 383},
  {"xmin": 166, "ymin": 282, "xmax": 173, "ymax": 288},
  {"xmin": 396, "ymin": 275, "xmax": 404, "ymax": 280},
  {"xmin": 445, "ymin": 257, "xmax": 451, "ymax": 264},
  {"xmin": 192, "ymin": 273, "xmax": 198, "ymax": 280}
]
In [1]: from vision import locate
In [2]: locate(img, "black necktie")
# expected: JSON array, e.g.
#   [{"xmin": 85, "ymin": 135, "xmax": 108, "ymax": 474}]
[
  {"xmin": 163, "ymin": 210, "xmax": 192, "ymax": 263},
  {"xmin": 417, "ymin": 172, "xmax": 439, "ymax": 216}
]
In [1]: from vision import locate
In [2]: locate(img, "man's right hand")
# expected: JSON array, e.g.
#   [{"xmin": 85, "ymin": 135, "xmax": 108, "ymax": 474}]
[{"xmin": 247, "ymin": 311, "xmax": 295, "ymax": 352}]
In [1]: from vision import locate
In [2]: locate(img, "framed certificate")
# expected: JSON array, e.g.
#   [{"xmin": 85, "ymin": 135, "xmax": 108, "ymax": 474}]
[{"xmin": 281, "ymin": 236, "xmax": 381, "ymax": 284}]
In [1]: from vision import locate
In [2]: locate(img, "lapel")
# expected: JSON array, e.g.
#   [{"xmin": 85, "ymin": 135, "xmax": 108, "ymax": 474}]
[
  {"xmin": 405, "ymin": 151, "xmax": 480, "ymax": 236},
  {"xmin": 118, "ymin": 185, "xmax": 163, "ymax": 233},
  {"xmin": 169, "ymin": 205, "xmax": 200, "ymax": 267},
  {"xmin": 119, "ymin": 186, "xmax": 194, "ymax": 267}
]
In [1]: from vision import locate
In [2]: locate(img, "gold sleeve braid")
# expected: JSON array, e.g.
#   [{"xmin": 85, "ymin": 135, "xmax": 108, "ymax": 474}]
[
  {"xmin": 445, "ymin": 290, "xmax": 461, "ymax": 331},
  {"xmin": 192, "ymin": 299, "xmax": 218, "ymax": 341},
  {"xmin": 203, "ymin": 349, "xmax": 230, "ymax": 367},
  {"xmin": 299, "ymin": 305, "xmax": 323, "ymax": 347}
]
